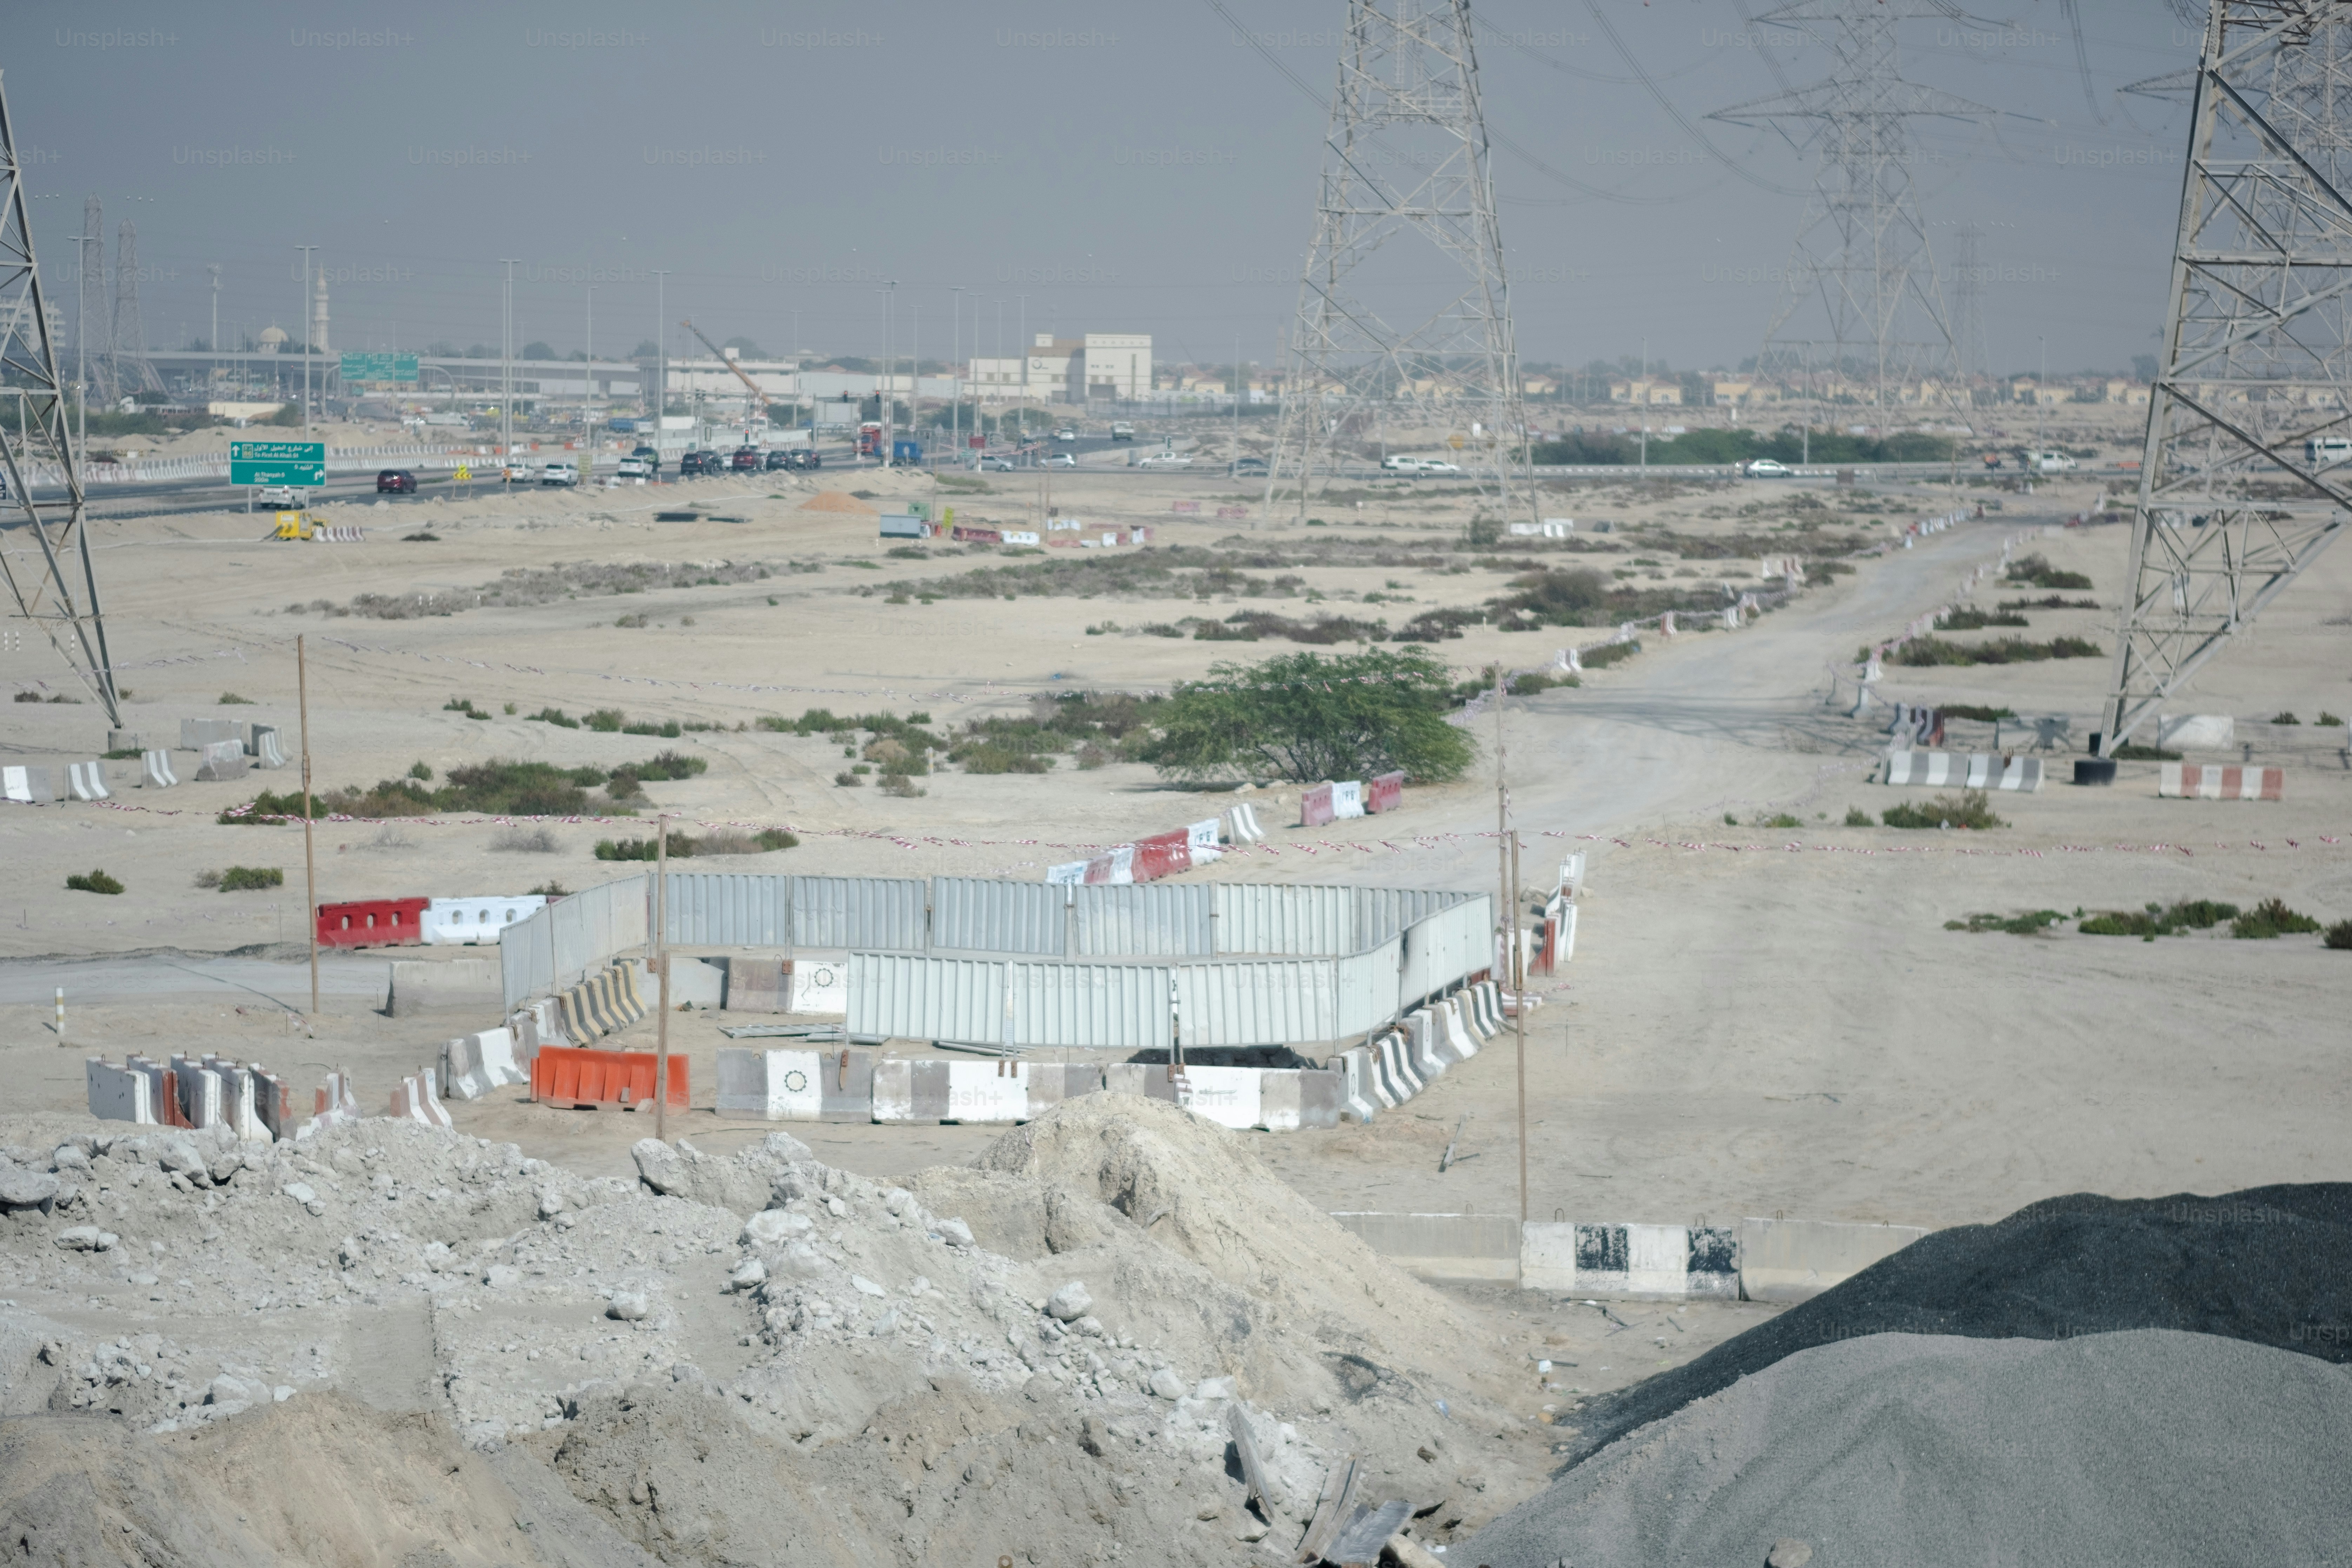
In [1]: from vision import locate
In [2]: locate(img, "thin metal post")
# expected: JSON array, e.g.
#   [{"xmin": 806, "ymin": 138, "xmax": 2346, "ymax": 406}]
[
  {"xmin": 298, "ymin": 634, "xmax": 318, "ymax": 1015},
  {"xmin": 654, "ymin": 813, "xmax": 671, "ymax": 1140},
  {"xmin": 1511, "ymin": 829, "xmax": 1527, "ymax": 1233}
]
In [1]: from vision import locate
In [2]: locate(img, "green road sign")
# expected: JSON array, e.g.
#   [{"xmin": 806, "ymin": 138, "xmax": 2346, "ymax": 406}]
[
  {"xmin": 339, "ymin": 351, "xmax": 419, "ymax": 384},
  {"xmin": 229, "ymin": 441, "xmax": 326, "ymax": 487}
]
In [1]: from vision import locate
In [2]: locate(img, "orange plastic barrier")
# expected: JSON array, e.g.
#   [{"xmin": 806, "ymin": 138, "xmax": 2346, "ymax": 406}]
[{"xmin": 530, "ymin": 1045, "xmax": 688, "ymax": 1110}]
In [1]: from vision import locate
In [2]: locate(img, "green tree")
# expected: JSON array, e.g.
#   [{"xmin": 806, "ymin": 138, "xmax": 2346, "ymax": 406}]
[{"xmin": 1136, "ymin": 648, "xmax": 1475, "ymax": 785}]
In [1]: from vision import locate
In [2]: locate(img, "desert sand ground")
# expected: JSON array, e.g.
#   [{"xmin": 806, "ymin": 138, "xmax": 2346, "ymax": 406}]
[{"xmin": 2, "ymin": 450, "xmax": 2346, "ymax": 1245}]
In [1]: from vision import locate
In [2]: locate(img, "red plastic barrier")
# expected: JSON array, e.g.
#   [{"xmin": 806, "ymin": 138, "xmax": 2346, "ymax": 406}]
[
  {"xmin": 530, "ymin": 1045, "xmax": 688, "ymax": 1110},
  {"xmin": 1131, "ymin": 828, "xmax": 1191, "ymax": 883},
  {"xmin": 1366, "ymin": 771, "xmax": 1404, "ymax": 814},
  {"xmin": 1299, "ymin": 783, "xmax": 1335, "ymax": 828},
  {"xmin": 952, "ymin": 524, "xmax": 1002, "ymax": 543},
  {"xmin": 316, "ymin": 897, "xmax": 429, "ymax": 949}
]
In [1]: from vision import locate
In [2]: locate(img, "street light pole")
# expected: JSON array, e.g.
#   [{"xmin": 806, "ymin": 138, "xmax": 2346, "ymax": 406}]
[
  {"xmin": 68, "ymin": 231, "xmax": 90, "ymax": 459},
  {"xmin": 951, "ymin": 284, "xmax": 963, "ymax": 467},
  {"xmin": 651, "ymin": 268, "xmax": 671, "ymax": 431},
  {"xmin": 499, "ymin": 258, "xmax": 521, "ymax": 477},
  {"xmin": 295, "ymin": 245, "xmax": 319, "ymax": 434}
]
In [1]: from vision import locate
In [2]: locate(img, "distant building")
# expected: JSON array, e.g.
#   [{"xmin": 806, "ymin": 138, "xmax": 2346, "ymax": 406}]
[
  {"xmin": 965, "ymin": 331, "xmax": 1151, "ymax": 402},
  {"xmin": 1522, "ymin": 373, "xmax": 1558, "ymax": 398},
  {"xmin": 2105, "ymin": 378, "xmax": 2151, "ymax": 405},
  {"xmin": 1610, "ymin": 378, "xmax": 1682, "ymax": 406}
]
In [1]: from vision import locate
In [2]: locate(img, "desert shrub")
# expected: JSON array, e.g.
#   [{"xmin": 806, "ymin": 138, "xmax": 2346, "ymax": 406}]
[
  {"xmin": 594, "ymin": 835, "xmax": 696, "ymax": 861},
  {"xmin": 2005, "ymin": 553, "xmax": 2093, "ymax": 591},
  {"xmin": 1581, "ymin": 640, "xmax": 1641, "ymax": 670},
  {"xmin": 1937, "ymin": 703, "xmax": 2017, "ymax": 723},
  {"xmin": 2112, "ymin": 743, "xmax": 2181, "ymax": 761},
  {"xmin": 1946, "ymin": 909, "xmax": 2066, "ymax": 935},
  {"xmin": 215, "ymin": 865, "xmax": 283, "ymax": 891},
  {"xmin": 834, "ymin": 770, "xmax": 863, "ymax": 787},
  {"xmin": 637, "ymin": 749, "xmax": 708, "ymax": 780},
  {"xmin": 2081, "ymin": 899, "xmax": 2241, "ymax": 938},
  {"xmin": 525, "ymin": 707, "xmax": 581, "ymax": 728},
  {"xmin": 1759, "ymin": 813, "xmax": 1802, "ymax": 829},
  {"xmin": 66, "ymin": 869, "xmax": 124, "ymax": 895},
  {"xmin": 1134, "ymin": 646, "xmax": 1473, "ymax": 786},
  {"xmin": 1936, "ymin": 607, "xmax": 2030, "ymax": 631},
  {"xmin": 1891, "ymin": 635, "xmax": 2102, "ymax": 667},
  {"xmin": 490, "ymin": 826, "xmax": 559, "ymax": 853},
  {"xmin": 1844, "ymin": 806, "xmax": 1872, "ymax": 826},
  {"xmin": 218, "ymin": 692, "xmax": 255, "ymax": 705},
  {"xmin": 879, "ymin": 773, "xmax": 925, "ymax": 798},
  {"xmin": 2324, "ymin": 918, "xmax": 2352, "ymax": 950},
  {"xmin": 756, "ymin": 828, "xmax": 799, "ymax": 851},
  {"xmin": 2232, "ymin": 898, "xmax": 2321, "ymax": 939},
  {"xmin": 443, "ymin": 696, "xmax": 491, "ymax": 720},
  {"xmin": 1880, "ymin": 790, "xmax": 2006, "ymax": 830}
]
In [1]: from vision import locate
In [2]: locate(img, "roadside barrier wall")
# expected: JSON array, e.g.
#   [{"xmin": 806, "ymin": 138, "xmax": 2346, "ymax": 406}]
[
  {"xmin": 530, "ymin": 1045, "xmax": 686, "ymax": 1111},
  {"xmin": 320, "ymin": 898, "xmax": 429, "ymax": 950},
  {"xmin": 2160, "ymin": 762, "xmax": 2284, "ymax": 801},
  {"xmin": 66, "ymin": 761, "xmax": 110, "ymax": 801},
  {"xmin": 385, "ymin": 957, "xmax": 504, "ymax": 1016},
  {"xmin": 1, "ymin": 765, "xmax": 54, "ymax": 803},
  {"xmin": 1883, "ymin": 751, "xmax": 2044, "ymax": 791},
  {"xmin": 421, "ymin": 895, "xmax": 547, "ymax": 946}
]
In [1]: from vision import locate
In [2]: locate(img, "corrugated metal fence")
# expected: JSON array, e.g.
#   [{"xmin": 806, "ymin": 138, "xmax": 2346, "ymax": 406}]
[{"xmin": 501, "ymin": 871, "xmax": 1491, "ymax": 1046}]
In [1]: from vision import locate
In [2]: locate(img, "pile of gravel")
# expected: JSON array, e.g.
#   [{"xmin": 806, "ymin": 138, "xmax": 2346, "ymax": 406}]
[
  {"xmin": 1464, "ymin": 1330, "xmax": 2352, "ymax": 1567},
  {"xmin": 1556, "ymin": 1183, "xmax": 2352, "ymax": 1464}
]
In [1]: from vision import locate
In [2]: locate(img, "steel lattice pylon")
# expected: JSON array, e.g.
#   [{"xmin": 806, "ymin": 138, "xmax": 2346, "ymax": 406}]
[
  {"xmin": 2103, "ymin": 2, "xmax": 2352, "ymax": 753},
  {"xmin": 1268, "ymin": 0, "xmax": 1531, "ymax": 526},
  {"xmin": 0, "ymin": 73, "xmax": 121, "ymax": 728},
  {"xmin": 1711, "ymin": 2, "xmax": 1987, "ymax": 410}
]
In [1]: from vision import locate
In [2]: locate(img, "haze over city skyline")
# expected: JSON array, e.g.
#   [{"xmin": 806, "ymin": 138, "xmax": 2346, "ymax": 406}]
[{"xmin": 11, "ymin": 2, "xmax": 2193, "ymax": 379}]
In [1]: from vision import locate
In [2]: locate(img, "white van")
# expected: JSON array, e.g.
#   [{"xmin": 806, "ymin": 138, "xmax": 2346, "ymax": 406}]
[
  {"xmin": 2304, "ymin": 435, "xmax": 2352, "ymax": 469},
  {"xmin": 2025, "ymin": 450, "xmax": 2077, "ymax": 474}
]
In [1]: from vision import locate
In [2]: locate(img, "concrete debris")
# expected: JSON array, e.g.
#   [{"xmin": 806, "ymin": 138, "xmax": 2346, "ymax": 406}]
[{"xmin": 0, "ymin": 1097, "xmax": 1539, "ymax": 1566}]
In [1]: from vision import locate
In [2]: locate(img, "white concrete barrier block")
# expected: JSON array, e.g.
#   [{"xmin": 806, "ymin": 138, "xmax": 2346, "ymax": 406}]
[
  {"xmin": 1178, "ymin": 1065, "xmax": 1260, "ymax": 1131},
  {"xmin": 789, "ymin": 959, "xmax": 847, "ymax": 1015},
  {"xmin": 945, "ymin": 1059, "xmax": 1028, "ymax": 1124}
]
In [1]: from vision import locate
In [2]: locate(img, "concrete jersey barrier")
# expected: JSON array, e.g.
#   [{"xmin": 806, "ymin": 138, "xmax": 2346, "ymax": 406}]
[
  {"xmin": 1883, "ymin": 750, "xmax": 2044, "ymax": 791},
  {"xmin": 386, "ymin": 957, "xmax": 507, "ymax": 1017},
  {"xmin": 2160, "ymin": 762, "xmax": 2283, "ymax": 801}
]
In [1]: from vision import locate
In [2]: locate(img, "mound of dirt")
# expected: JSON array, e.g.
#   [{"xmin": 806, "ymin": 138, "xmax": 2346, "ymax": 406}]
[
  {"xmin": 0, "ymin": 1389, "xmax": 653, "ymax": 1567},
  {"xmin": 963, "ymin": 1094, "xmax": 1485, "ymax": 1397},
  {"xmin": 796, "ymin": 490, "xmax": 877, "ymax": 514},
  {"xmin": 1557, "ymin": 1182, "xmax": 2352, "ymax": 1464},
  {"xmin": 0, "ymin": 1098, "xmax": 1546, "ymax": 1566},
  {"xmin": 1464, "ymin": 1330, "xmax": 2352, "ymax": 1567}
]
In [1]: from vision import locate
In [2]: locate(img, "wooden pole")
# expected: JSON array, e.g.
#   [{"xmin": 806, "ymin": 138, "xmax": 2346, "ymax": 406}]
[
  {"xmin": 298, "ymin": 634, "xmax": 318, "ymax": 1017},
  {"xmin": 653, "ymin": 813, "xmax": 671, "ymax": 1141}
]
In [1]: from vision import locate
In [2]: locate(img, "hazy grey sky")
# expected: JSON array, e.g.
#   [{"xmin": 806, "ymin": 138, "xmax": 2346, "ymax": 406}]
[{"xmin": 8, "ymin": 2, "xmax": 2194, "ymax": 375}]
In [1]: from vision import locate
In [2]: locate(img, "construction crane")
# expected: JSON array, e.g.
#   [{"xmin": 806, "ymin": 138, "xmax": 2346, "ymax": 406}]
[{"xmin": 678, "ymin": 318, "xmax": 776, "ymax": 433}]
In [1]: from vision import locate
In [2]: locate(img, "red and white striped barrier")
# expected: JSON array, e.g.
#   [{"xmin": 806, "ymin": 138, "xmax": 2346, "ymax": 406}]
[
  {"xmin": 2160, "ymin": 763, "xmax": 2283, "ymax": 801},
  {"xmin": 1367, "ymin": 771, "xmax": 1404, "ymax": 813}
]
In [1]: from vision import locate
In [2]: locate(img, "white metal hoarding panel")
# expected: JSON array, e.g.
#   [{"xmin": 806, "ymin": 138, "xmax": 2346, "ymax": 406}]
[
  {"xmin": 665, "ymin": 873, "xmax": 790, "ymax": 947},
  {"xmin": 551, "ymin": 876, "xmax": 649, "ymax": 990},
  {"xmin": 1398, "ymin": 895, "xmax": 1491, "ymax": 1003},
  {"xmin": 846, "ymin": 953, "xmax": 1006, "ymax": 1043},
  {"xmin": 1354, "ymin": 886, "xmax": 1471, "ymax": 947},
  {"xmin": 501, "ymin": 904, "xmax": 552, "ymax": 1009},
  {"xmin": 792, "ymin": 876, "xmax": 927, "ymax": 951},
  {"xmin": 1333, "ymin": 934, "xmax": 1403, "ymax": 1038},
  {"xmin": 1176, "ymin": 960, "xmax": 1340, "ymax": 1047},
  {"xmin": 932, "ymin": 876, "xmax": 1066, "ymax": 956},
  {"xmin": 1008, "ymin": 962, "xmax": 1171, "ymax": 1051},
  {"xmin": 1211, "ymin": 884, "xmax": 1358, "ymax": 955},
  {"xmin": 1072, "ymin": 884, "xmax": 1212, "ymax": 957}
]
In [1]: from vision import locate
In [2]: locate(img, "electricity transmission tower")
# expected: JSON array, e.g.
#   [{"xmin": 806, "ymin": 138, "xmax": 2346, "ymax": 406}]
[
  {"xmin": 110, "ymin": 218, "xmax": 159, "ymax": 395},
  {"xmin": 0, "ymin": 73, "xmax": 123, "ymax": 729},
  {"xmin": 1268, "ymin": 0, "xmax": 1532, "ymax": 526},
  {"xmin": 1942, "ymin": 221, "xmax": 1993, "ymax": 391},
  {"xmin": 2104, "ymin": 2, "xmax": 2352, "ymax": 753},
  {"xmin": 1710, "ymin": 1, "xmax": 1988, "ymax": 411}
]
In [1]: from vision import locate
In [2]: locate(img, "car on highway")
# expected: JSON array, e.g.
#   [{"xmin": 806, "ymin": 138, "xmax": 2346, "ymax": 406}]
[
  {"xmin": 1053, "ymin": 426, "xmax": 1078, "ymax": 441},
  {"xmin": 1136, "ymin": 452, "xmax": 1195, "ymax": 468},
  {"xmin": 763, "ymin": 448, "xmax": 796, "ymax": 471},
  {"xmin": 1742, "ymin": 458, "xmax": 1792, "ymax": 478},
  {"xmin": 1110, "ymin": 422, "xmax": 1136, "ymax": 441},
  {"xmin": 678, "ymin": 450, "xmax": 723, "ymax": 476},
  {"xmin": 540, "ymin": 462, "xmax": 578, "ymax": 487},
  {"xmin": 1230, "ymin": 456, "xmax": 1269, "ymax": 477},
  {"xmin": 253, "ymin": 484, "xmax": 303, "ymax": 506},
  {"xmin": 375, "ymin": 469, "xmax": 417, "ymax": 495},
  {"xmin": 730, "ymin": 446, "xmax": 764, "ymax": 473},
  {"xmin": 1045, "ymin": 452, "xmax": 1076, "ymax": 467},
  {"xmin": 1417, "ymin": 458, "xmax": 1461, "ymax": 475},
  {"xmin": 630, "ymin": 445, "xmax": 662, "ymax": 475},
  {"xmin": 615, "ymin": 457, "xmax": 651, "ymax": 481},
  {"xmin": 2026, "ymin": 450, "xmax": 2078, "ymax": 474},
  {"xmin": 784, "ymin": 448, "xmax": 822, "ymax": 471},
  {"xmin": 501, "ymin": 463, "xmax": 530, "ymax": 484}
]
